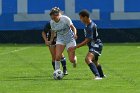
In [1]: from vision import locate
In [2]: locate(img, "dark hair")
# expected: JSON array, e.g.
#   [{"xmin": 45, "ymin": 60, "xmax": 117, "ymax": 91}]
[
  {"xmin": 79, "ymin": 10, "xmax": 90, "ymax": 18},
  {"xmin": 50, "ymin": 7, "xmax": 61, "ymax": 16}
]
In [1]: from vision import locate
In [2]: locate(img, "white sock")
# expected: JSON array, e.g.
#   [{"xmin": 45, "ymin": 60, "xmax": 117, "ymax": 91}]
[
  {"xmin": 74, "ymin": 56, "xmax": 77, "ymax": 63},
  {"xmin": 55, "ymin": 61, "xmax": 60, "ymax": 70}
]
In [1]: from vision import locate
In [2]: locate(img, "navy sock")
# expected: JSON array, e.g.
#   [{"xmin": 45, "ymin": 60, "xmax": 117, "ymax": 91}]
[
  {"xmin": 88, "ymin": 63, "xmax": 100, "ymax": 77},
  {"xmin": 97, "ymin": 64, "xmax": 104, "ymax": 77},
  {"xmin": 61, "ymin": 57, "xmax": 67, "ymax": 71},
  {"xmin": 52, "ymin": 62, "xmax": 55, "ymax": 70}
]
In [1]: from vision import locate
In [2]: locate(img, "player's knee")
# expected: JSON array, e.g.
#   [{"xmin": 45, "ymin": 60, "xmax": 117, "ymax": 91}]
[
  {"xmin": 69, "ymin": 57, "xmax": 75, "ymax": 63},
  {"xmin": 85, "ymin": 57, "xmax": 90, "ymax": 64},
  {"xmin": 69, "ymin": 58, "xmax": 75, "ymax": 63},
  {"xmin": 55, "ymin": 55, "xmax": 61, "ymax": 61}
]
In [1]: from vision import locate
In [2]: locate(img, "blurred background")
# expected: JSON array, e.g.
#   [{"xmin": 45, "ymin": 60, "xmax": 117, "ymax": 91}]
[
  {"xmin": 0, "ymin": 0, "xmax": 140, "ymax": 43},
  {"xmin": 0, "ymin": 1, "xmax": 139, "ymax": 93}
]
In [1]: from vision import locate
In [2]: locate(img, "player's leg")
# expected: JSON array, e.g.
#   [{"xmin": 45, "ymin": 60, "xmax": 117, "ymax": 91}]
[
  {"xmin": 55, "ymin": 44, "xmax": 65, "ymax": 70},
  {"xmin": 48, "ymin": 45, "xmax": 56, "ymax": 70},
  {"xmin": 67, "ymin": 40, "xmax": 77, "ymax": 68},
  {"xmin": 92, "ymin": 53, "xmax": 105, "ymax": 78},
  {"xmin": 92, "ymin": 44, "xmax": 105, "ymax": 78},
  {"xmin": 85, "ymin": 52, "xmax": 101, "ymax": 79},
  {"xmin": 50, "ymin": 44, "xmax": 68, "ymax": 74},
  {"xmin": 67, "ymin": 48, "xmax": 77, "ymax": 68},
  {"xmin": 60, "ymin": 53, "xmax": 68, "ymax": 75}
]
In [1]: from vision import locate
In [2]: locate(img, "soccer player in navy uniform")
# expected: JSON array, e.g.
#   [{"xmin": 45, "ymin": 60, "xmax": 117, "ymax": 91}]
[
  {"xmin": 42, "ymin": 22, "xmax": 68, "ymax": 75},
  {"xmin": 70, "ymin": 10, "xmax": 105, "ymax": 80}
]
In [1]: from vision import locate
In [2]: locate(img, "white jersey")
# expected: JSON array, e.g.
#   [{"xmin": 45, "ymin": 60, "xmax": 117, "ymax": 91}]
[
  {"xmin": 50, "ymin": 15, "xmax": 74, "ymax": 36},
  {"xmin": 50, "ymin": 15, "xmax": 76, "ymax": 49}
]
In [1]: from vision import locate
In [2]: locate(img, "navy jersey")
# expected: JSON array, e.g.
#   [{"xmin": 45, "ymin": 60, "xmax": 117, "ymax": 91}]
[{"xmin": 84, "ymin": 21, "xmax": 103, "ymax": 55}]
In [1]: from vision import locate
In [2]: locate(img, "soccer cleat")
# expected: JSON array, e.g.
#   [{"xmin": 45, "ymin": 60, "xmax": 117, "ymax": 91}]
[
  {"xmin": 94, "ymin": 76, "xmax": 102, "ymax": 80},
  {"xmin": 73, "ymin": 56, "xmax": 77, "ymax": 68},
  {"xmin": 102, "ymin": 75, "xmax": 107, "ymax": 78},
  {"xmin": 63, "ymin": 70, "xmax": 68, "ymax": 75}
]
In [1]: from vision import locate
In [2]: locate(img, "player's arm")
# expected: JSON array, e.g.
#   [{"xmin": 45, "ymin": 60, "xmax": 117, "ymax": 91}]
[
  {"xmin": 42, "ymin": 31, "xmax": 50, "ymax": 46},
  {"xmin": 73, "ymin": 29, "xmax": 93, "ymax": 50},
  {"xmin": 50, "ymin": 31, "xmax": 56, "ymax": 44},
  {"xmin": 76, "ymin": 28, "xmax": 93, "ymax": 48},
  {"xmin": 42, "ymin": 23, "xmax": 51, "ymax": 46},
  {"xmin": 76, "ymin": 38, "xmax": 90, "ymax": 48},
  {"xmin": 65, "ymin": 16, "xmax": 77, "ymax": 39},
  {"xmin": 70, "ymin": 25, "xmax": 77, "ymax": 39},
  {"xmin": 69, "ymin": 38, "xmax": 90, "ymax": 51},
  {"xmin": 42, "ymin": 31, "xmax": 48, "ymax": 42}
]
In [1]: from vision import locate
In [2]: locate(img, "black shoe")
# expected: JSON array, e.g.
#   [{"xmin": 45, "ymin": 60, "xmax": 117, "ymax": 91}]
[
  {"xmin": 101, "ymin": 75, "xmax": 107, "ymax": 78},
  {"xmin": 63, "ymin": 70, "xmax": 68, "ymax": 75}
]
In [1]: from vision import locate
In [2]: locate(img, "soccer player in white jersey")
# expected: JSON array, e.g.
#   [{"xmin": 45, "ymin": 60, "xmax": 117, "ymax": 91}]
[
  {"xmin": 49, "ymin": 7, "xmax": 77, "ymax": 70},
  {"xmin": 42, "ymin": 22, "xmax": 68, "ymax": 75}
]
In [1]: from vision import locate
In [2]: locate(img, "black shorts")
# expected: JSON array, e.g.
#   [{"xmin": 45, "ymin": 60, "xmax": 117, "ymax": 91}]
[{"xmin": 51, "ymin": 38, "xmax": 56, "ymax": 45}]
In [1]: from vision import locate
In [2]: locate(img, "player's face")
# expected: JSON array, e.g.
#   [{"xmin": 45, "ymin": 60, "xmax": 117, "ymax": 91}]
[
  {"xmin": 79, "ymin": 15, "xmax": 86, "ymax": 24},
  {"xmin": 51, "ymin": 13, "xmax": 61, "ymax": 22},
  {"xmin": 50, "ymin": 15, "xmax": 54, "ymax": 20}
]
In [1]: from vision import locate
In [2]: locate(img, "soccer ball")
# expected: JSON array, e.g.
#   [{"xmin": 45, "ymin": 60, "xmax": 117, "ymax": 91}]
[{"xmin": 53, "ymin": 69, "xmax": 64, "ymax": 80}]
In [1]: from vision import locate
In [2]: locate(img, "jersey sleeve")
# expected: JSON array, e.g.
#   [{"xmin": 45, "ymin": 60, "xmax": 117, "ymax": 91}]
[{"xmin": 64, "ymin": 16, "xmax": 73, "ymax": 26}]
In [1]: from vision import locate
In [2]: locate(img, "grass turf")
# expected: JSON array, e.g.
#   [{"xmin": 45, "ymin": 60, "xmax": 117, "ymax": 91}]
[{"xmin": 0, "ymin": 43, "xmax": 140, "ymax": 93}]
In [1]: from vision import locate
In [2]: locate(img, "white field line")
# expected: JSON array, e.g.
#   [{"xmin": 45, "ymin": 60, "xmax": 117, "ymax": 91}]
[{"xmin": 0, "ymin": 47, "xmax": 30, "ymax": 55}]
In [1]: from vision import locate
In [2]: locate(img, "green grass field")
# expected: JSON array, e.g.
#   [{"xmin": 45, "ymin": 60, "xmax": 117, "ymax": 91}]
[{"xmin": 0, "ymin": 43, "xmax": 140, "ymax": 93}]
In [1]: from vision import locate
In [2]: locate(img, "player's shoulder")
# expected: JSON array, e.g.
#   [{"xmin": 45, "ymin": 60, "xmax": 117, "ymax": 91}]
[
  {"xmin": 50, "ymin": 20, "xmax": 56, "ymax": 27},
  {"xmin": 86, "ymin": 21, "xmax": 97, "ymax": 29},
  {"xmin": 50, "ymin": 20, "xmax": 54, "ymax": 24},
  {"xmin": 60, "ymin": 15, "xmax": 71, "ymax": 20},
  {"xmin": 91, "ymin": 21, "xmax": 97, "ymax": 28}
]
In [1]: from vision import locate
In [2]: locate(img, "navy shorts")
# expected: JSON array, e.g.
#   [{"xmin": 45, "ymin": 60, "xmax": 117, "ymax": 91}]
[{"xmin": 89, "ymin": 43, "xmax": 103, "ymax": 57}]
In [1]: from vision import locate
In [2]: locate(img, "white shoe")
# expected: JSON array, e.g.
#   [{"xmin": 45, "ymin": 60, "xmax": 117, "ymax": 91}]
[
  {"xmin": 95, "ymin": 76, "xmax": 102, "ymax": 80},
  {"xmin": 73, "ymin": 56, "xmax": 77, "ymax": 68}
]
